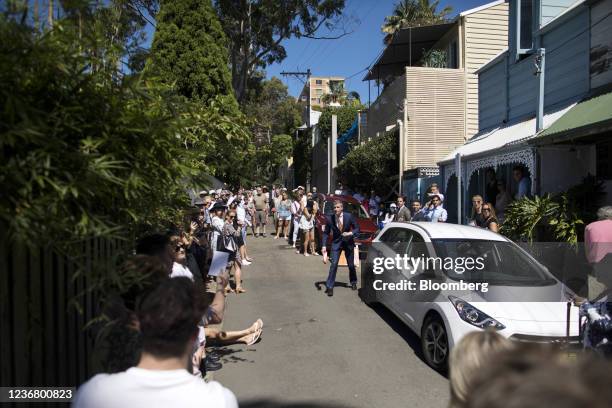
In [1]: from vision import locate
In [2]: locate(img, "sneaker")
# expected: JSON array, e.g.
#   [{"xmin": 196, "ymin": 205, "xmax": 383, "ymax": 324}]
[
  {"xmin": 262, "ymin": 233, "xmax": 267, "ymax": 238},
  {"xmin": 304, "ymin": 253, "xmax": 310, "ymax": 257},
  {"xmin": 242, "ymin": 260, "xmax": 252, "ymax": 266}
]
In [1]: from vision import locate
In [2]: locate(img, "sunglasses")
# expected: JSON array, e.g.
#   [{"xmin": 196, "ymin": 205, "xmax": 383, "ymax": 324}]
[
  {"xmin": 482, "ymin": 208, "xmax": 491, "ymax": 211},
  {"xmin": 175, "ymin": 245, "xmax": 184, "ymax": 252}
]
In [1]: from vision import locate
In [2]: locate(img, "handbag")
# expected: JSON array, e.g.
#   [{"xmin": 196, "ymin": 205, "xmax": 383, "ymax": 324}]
[{"xmin": 222, "ymin": 233, "xmax": 237, "ymax": 252}]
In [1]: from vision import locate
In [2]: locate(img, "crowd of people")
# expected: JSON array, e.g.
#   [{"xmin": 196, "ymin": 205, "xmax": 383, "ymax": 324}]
[{"xmin": 72, "ymin": 180, "xmax": 611, "ymax": 407}]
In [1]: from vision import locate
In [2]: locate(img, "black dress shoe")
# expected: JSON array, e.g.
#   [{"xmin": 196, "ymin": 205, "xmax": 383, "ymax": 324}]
[
  {"xmin": 326, "ymin": 288, "xmax": 333, "ymax": 297},
  {"xmin": 351, "ymin": 282, "xmax": 357, "ymax": 291},
  {"xmin": 205, "ymin": 356, "xmax": 222, "ymax": 372},
  {"xmin": 206, "ymin": 351, "xmax": 221, "ymax": 362}
]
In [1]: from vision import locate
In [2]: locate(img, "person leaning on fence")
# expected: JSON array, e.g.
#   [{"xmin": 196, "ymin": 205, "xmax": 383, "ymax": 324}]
[{"xmin": 74, "ymin": 277, "xmax": 238, "ymax": 408}]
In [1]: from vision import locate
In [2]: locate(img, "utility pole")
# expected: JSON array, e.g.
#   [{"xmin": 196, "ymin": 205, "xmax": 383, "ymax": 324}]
[{"xmin": 280, "ymin": 69, "xmax": 311, "ymax": 125}]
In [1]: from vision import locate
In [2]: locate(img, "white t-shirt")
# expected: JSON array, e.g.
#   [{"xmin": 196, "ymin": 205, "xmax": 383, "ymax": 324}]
[
  {"xmin": 73, "ymin": 367, "xmax": 238, "ymax": 408},
  {"xmin": 171, "ymin": 262, "xmax": 194, "ymax": 281}
]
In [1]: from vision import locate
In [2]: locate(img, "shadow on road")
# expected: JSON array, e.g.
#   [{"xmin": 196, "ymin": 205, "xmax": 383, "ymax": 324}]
[
  {"xmin": 213, "ymin": 346, "xmax": 257, "ymax": 364},
  {"xmin": 240, "ymin": 400, "xmax": 356, "ymax": 408},
  {"xmin": 365, "ymin": 302, "xmax": 448, "ymax": 379}
]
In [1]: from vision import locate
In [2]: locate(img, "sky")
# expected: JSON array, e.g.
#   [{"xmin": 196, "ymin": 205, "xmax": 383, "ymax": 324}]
[{"xmin": 266, "ymin": 0, "xmax": 491, "ymax": 100}]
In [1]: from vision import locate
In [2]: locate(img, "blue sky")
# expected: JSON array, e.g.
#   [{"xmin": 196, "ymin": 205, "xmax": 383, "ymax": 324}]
[
  {"xmin": 266, "ymin": 0, "xmax": 492, "ymax": 100},
  {"xmin": 142, "ymin": 1, "xmax": 493, "ymax": 99}
]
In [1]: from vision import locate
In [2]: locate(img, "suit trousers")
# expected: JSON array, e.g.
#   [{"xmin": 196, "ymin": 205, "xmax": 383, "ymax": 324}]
[{"xmin": 326, "ymin": 243, "xmax": 357, "ymax": 289}]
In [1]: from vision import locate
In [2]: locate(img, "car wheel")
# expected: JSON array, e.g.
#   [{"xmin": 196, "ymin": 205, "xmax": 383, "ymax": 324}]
[{"xmin": 421, "ymin": 314, "xmax": 449, "ymax": 372}]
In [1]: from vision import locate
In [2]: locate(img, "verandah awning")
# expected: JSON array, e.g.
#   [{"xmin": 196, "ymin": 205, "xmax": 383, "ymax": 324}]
[{"xmin": 531, "ymin": 91, "xmax": 612, "ymax": 144}]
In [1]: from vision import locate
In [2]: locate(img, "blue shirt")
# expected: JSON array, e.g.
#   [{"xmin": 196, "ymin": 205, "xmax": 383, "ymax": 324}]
[
  {"xmin": 422, "ymin": 206, "xmax": 448, "ymax": 223},
  {"xmin": 516, "ymin": 176, "xmax": 531, "ymax": 199}
]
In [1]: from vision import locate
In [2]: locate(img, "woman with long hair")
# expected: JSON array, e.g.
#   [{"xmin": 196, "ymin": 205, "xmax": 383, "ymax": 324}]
[
  {"xmin": 482, "ymin": 202, "xmax": 499, "ymax": 232},
  {"xmin": 222, "ymin": 210, "xmax": 246, "ymax": 293},
  {"xmin": 275, "ymin": 190, "xmax": 292, "ymax": 239},
  {"xmin": 297, "ymin": 196, "xmax": 316, "ymax": 256}
]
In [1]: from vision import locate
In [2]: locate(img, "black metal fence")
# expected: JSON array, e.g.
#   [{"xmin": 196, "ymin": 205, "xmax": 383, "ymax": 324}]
[{"xmin": 0, "ymin": 233, "xmax": 120, "ymax": 389}]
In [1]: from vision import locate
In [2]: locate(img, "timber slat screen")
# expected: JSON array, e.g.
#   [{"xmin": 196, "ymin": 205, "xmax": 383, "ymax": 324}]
[{"xmin": 0, "ymin": 232, "xmax": 119, "ymax": 391}]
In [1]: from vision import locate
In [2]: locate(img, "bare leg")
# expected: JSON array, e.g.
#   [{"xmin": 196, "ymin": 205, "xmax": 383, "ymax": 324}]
[
  {"xmin": 309, "ymin": 230, "xmax": 316, "ymax": 255},
  {"xmin": 205, "ymin": 319, "xmax": 262, "ymax": 344},
  {"xmin": 234, "ymin": 261, "xmax": 244, "ymax": 292},
  {"xmin": 283, "ymin": 220, "xmax": 289, "ymax": 238},
  {"xmin": 303, "ymin": 231, "xmax": 310, "ymax": 256},
  {"xmin": 275, "ymin": 219, "xmax": 281, "ymax": 238}
]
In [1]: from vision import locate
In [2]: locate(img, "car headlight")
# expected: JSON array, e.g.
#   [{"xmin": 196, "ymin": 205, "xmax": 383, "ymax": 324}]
[{"xmin": 448, "ymin": 296, "xmax": 505, "ymax": 330}]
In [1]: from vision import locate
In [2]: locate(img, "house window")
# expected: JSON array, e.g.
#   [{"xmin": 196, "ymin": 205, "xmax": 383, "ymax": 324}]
[
  {"xmin": 448, "ymin": 40, "xmax": 458, "ymax": 68},
  {"xmin": 315, "ymin": 79, "xmax": 323, "ymax": 85},
  {"xmin": 517, "ymin": 0, "xmax": 534, "ymax": 55}
]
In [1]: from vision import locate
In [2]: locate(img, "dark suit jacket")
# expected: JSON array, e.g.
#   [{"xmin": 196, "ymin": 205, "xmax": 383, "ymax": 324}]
[{"xmin": 322, "ymin": 211, "xmax": 361, "ymax": 251}]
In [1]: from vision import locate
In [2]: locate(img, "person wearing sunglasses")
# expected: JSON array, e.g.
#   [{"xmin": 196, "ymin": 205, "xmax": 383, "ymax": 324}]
[
  {"xmin": 169, "ymin": 236, "xmax": 194, "ymax": 280},
  {"xmin": 422, "ymin": 194, "xmax": 447, "ymax": 223},
  {"xmin": 482, "ymin": 203, "xmax": 499, "ymax": 232}
]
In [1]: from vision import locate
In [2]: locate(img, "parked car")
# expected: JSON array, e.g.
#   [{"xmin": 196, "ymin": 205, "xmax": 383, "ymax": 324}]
[
  {"xmin": 315, "ymin": 194, "xmax": 378, "ymax": 257},
  {"xmin": 361, "ymin": 221, "xmax": 579, "ymax": 371}
]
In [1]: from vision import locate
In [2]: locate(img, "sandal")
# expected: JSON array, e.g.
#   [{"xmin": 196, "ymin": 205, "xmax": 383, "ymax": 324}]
[
  {"xmin": 224, "ymin": 287, "xmax": 235, "ymax": 294},
  {"xmin": 236, "ymin": 287, "xmax": 247, "ymax": 294},
  {"xmin": 248, "ymin": 319, "xmax": 263, "ymax": 334},
  {"xmin": 244, "ymin": 329, "xmax": 261, "ymax": 346}
]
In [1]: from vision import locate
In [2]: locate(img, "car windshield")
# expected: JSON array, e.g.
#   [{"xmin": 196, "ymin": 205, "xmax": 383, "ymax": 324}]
[
  {"xmin": 323, "ymin": 201, "xmax": 368, "ymax": 219},
  {"xmin": 431, "ymin": 239, "xmax": 557, "ymax": 286}
]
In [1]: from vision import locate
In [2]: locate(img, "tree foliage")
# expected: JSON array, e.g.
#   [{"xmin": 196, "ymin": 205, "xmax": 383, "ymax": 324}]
[
  {"xmin": 335, "ymin": 132, "xmax": 398, "ymax": 193},
  {"xmin": 501, "ymin": 177, "xmax": 605, "ymax": 243},
  {"xmin": 252, "ymin": 134, "xmax": 294, "ymax": 184},
  {"xmin": 148, "ymin": 0, "xmax": 253, "ymax": 187},
  {"xmin": 0, "ymin": 5, "xmax": 249, "ymax": 247},
  {"xmin": 318, "ymin": 103, "xmax": 362, "ymax": 141},
  {"xmin": 382, "ymin": 0, "xmax": 452, "ymax": 42},
  {"xmin": 214, "ymin": 0, "xmax": 348, "ymax": 103},
  {"xmin": 245, "ymin": 77, "xmax": 302, "ymax": 136},
  {"xmin": 149, "ymin": 0, "xmax": 235, "ymax": 106}
]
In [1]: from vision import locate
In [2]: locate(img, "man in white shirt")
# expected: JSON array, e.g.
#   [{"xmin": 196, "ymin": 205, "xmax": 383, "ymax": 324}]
[{"xmin": 73, "ymin": 277, "xmax": 237, "ymax": 408}]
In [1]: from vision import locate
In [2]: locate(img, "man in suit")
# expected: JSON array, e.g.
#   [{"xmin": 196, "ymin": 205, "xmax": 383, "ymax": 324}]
[
  {"xmin": 394, "ymin": 196, "xmax": 411, "ymax": 222},
  {"xmin": 321, "ymin": 200, "xmax": 360, "ymax": 296}
]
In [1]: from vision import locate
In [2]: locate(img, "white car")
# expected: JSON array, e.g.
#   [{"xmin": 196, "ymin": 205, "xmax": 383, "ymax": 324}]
[{"xmin": 361, "ymin": 222, "xmax": 579, "ymax": 371}]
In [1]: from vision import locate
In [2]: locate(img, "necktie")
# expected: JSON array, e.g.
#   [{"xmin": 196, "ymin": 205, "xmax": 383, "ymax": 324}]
[{"xmin": 338, "ymin": 215, "xmax": 343, "ymax": 232}]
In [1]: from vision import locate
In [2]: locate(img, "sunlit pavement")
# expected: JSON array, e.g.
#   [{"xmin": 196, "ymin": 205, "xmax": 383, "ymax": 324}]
[{"xmin": 214, "ymin": 235, "xmax": 449, "ymax": 408}]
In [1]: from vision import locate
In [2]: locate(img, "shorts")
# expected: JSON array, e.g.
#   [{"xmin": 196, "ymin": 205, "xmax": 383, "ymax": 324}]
[{"xmin": 255, "ymin": 210, "xmax": 267, "ymax": 225}]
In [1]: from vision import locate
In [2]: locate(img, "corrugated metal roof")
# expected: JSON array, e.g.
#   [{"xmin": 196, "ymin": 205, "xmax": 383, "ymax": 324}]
[
  {"xmin": 538, "ymin": 91, "xmax": 612, "ymax": 137},
  {"xmin": 363, "ymin": 23, "xmax": 454, "ymax": 81},
  {"xmin": 439, "ymin": 103, "xmax": 576, "ymax": 163}
]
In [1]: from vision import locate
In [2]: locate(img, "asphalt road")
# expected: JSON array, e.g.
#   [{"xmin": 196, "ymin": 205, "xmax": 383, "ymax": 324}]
[{"xmin": 214, "ymin": 235, "xmax": 449, "ymax": 408}]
